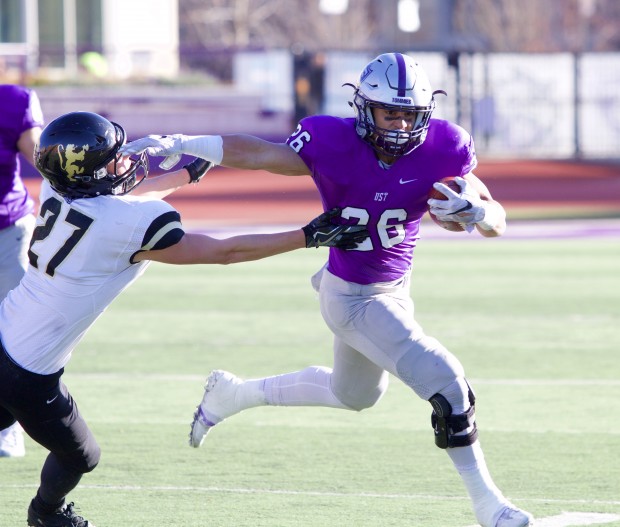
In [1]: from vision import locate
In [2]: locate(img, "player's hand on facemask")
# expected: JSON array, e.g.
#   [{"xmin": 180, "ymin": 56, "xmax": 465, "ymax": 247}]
[
  {"xmin": 303, "ymin": 208, "xmax": 369, "ymax": 250},
  {"xmin": 120, "ymin": 134, "xmax": 187, "ymax": 170},
  {"xmin": 427, "ymin": 176, "xmax": 486, "ymax": 226}
]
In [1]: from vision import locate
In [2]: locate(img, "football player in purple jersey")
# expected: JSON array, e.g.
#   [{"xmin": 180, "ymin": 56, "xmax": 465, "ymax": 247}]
[
  {"xmin": 0, "ymin": 85, "xmax": 45, "ymax": 459},
  {"xmin": 122, "ymin": 53, "xmax": 533, "ymax": 527},
  {"xmin": 0, "ymin": 111, "xmax": 366, "ymax": 527}
]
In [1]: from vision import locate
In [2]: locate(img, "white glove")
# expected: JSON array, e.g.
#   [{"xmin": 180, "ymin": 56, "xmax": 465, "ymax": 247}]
[
  {"xmin": 119, "ymin": 134, "xmax": 186, "ymax": 170},
  {"xmin": 120, "ymin": 134, "xmax": 223, "ymax": 171},
  {"xmin": 427, "ymin": 176, "xmax": 486, "ymax": 225}
]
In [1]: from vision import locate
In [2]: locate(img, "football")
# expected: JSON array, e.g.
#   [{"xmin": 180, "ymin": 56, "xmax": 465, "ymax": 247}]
[{"xmin": 427, "ymin": 177, "xmax": 466, "ymax": 232}]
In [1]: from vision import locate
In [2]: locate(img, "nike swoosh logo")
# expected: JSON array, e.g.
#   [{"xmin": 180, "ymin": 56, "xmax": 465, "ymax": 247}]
[
  {"xmin": 46, "ymin": 395, "xmax": 59, "ymax": 405},
  {"xmin": 399, "ymin": 178, "xmax": 418, "ymax": 184},
  {"xmin": 314, "ymin": 226, "xmax": 340, "ymax": 244}
]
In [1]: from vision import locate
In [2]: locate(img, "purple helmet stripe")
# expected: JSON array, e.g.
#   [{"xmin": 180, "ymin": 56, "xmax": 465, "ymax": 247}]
[{"xmin": 395, "ymin": 53, "xmax": 407, "ymax": 97}]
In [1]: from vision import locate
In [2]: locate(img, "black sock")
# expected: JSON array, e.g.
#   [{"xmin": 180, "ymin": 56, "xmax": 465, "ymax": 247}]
[
  {"xmin": 37, "ymin": 453, "xmax": 83, "ymax": 507},
  {"xmin": 31, "ymin": 492, "xmax": 64, "ymax": 515}
]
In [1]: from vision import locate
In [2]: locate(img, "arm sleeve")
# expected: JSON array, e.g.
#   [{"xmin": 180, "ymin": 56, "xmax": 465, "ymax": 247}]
[
  {"xmin": 23, "ymin": 90, "xmax": 45, "ymax": 131},
  {"xmin": 130, "ymin": 210, "xmax": 184, "ymax": 263}
]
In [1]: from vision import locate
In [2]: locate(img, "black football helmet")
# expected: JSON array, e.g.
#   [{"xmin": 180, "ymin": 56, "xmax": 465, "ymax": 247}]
[{"xmin": 35, "ymin": 111, "xmax": 148, "ymax": 199}]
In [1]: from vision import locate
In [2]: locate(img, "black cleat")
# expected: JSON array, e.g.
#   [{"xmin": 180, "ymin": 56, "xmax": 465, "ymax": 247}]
[{"xmin": 27, "ymin": 500, "xmax": 94, "ymax": 527}]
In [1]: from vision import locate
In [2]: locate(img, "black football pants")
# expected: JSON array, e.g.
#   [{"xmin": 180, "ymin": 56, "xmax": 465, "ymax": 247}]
[{"xmin": 0, "ymin": 340, "xmax": 100, "ymax": 505}]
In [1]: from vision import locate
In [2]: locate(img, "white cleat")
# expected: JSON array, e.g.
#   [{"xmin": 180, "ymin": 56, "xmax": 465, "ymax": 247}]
[
  {"xmin": 495, "ymin": 506, "xmax": 534, "ymax": 527},
  {"xmin": 189, "ymin": 370, "xmax": 243, "ymax": 448},
  {"xmin": 0, "ymin": 423, "xmax": 26, "ymax": 458}
]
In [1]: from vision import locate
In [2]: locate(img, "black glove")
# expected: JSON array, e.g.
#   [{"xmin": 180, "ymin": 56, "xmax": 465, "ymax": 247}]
[
  {"xmin": 302, "ymin": 207, "xmax": 369, "ymax": 249},
  {"xmin": 183, "ymin": 158, "xmax": 215, "ymax": 184}
]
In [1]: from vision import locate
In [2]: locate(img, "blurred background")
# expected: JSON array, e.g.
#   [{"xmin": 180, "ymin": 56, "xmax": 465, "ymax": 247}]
[{"xmin": 1, "ymin": 0, "xmax": 619, "ymax": 222}]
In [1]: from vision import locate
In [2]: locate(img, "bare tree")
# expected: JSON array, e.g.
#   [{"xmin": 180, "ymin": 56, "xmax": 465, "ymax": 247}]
[
  {"xmin": 179, "ymin": 0, "xmax": 378, "ymax": 52},
  {"xmin": 177, "ymin": 0, "xmax": 620, "ymax": 78},
  {"xmin": 453, "ymin": 0, "xmax": 620, "ymax": 52}
]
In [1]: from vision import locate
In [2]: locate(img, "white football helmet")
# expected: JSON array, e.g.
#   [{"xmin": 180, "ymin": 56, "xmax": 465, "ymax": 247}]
[{"xmin": 347, "ymin": 53, "xmax": 444, "ymax": 159}]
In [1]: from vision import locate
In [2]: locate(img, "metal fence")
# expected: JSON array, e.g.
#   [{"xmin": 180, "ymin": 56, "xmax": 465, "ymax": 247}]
[
  {"xmin": 191, "ymin": 49, "xmax": 620, "ymax": 159},
  {"xmin": 319, "ymin": 51, "xmax": 620, "ymax": 159}
]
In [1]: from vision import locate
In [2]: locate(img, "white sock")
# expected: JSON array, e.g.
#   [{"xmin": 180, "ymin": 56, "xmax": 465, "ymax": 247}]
[
  {"xmin": 228, "ymin": 366, "xmax": 349, "ymax": 420},
  {"xmin": 234, "ymin": 378, "xmax": 267, "ymax": 410},
  {"xmin": 263, "ymin": 366, "xmax": 349, "ymax": 408},
  {"xmin": 447, "ymin": 442, "xmax": 508, "ymax": 526}
]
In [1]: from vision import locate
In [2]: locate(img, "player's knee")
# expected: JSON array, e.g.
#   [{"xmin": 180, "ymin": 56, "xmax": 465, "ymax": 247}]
[
  {"xmin": 83, "ymin": 442, "xmax": 101, "ymax": 473},
  {"xmin": 333, "ymin": 375, "xmax": 388, "ymax": 411},
  {"xmin": 63, "ymin": 437, "xmax": 101, "ymax": 474},
  {"xmin": 342, "ymin": 391, "xmax": 382, "ymax": 412},
  {"xmin": 428, "ymin": 378, "xmax": 478, "ymax": 449}
]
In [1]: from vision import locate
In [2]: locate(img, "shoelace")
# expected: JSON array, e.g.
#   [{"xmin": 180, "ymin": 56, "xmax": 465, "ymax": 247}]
[{"xmin": 61, "ymin": 502, "xmax": 87, "ymax": 526}]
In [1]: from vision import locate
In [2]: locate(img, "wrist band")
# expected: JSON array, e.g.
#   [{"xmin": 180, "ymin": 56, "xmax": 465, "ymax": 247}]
[
  {"xmin": 183, "ymin": 135, "xmax": 224, "ymax": 165},
  {"xmin": 477, "ymin": 203, "xmax": 504, "ymax": 231}
]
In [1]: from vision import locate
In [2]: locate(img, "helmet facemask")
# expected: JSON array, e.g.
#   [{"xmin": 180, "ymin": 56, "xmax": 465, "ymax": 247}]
[
  {"xmin": 82, "ymin": 122, "xmax": 149, "ymax": 197},
  {"xmin": 352, "ymin": 91, "xmax": 436, "ymax": 158},
  {"xmin": 108, "ymin": 152, "xmax": 149, "ymax": 196}
]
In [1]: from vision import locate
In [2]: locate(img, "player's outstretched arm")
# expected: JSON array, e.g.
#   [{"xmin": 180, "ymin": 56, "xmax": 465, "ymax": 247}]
[
  {"xmin": 134, "ymin": 208, "xmax": 369, "ymax": 265},
  {"xmin": 141, "ymin": 229, "xmax": 305, "ymax": 265},
  {"xmin": 131, "ymin": 159, "xmax": 214, "ymax": 199},
  {"xmin": 220, "ymin": 135, "xmax": 310, "ymax": 176},
  {"xmin": 121, "ymin": 133, "xmax": 309, "ymax": 176}
]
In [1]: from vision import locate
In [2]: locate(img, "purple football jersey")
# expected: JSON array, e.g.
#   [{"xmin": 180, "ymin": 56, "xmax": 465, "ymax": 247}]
[
  {"xmin": 287, "ymin": 116, "xmax": 476, "ymax": 284},
  {"xmin": 0, "ymin": 85, "xmax": 44, "ymax": 229}
]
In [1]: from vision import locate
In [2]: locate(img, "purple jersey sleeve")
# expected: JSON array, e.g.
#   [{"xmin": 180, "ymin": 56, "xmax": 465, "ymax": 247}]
[
  {"xmin": 0, "ymin": 85, "xmax": 45, "ymax": 229},
  {"xmin": 286, "ymin": 116, "xmax": 477, "ymax": 285}
]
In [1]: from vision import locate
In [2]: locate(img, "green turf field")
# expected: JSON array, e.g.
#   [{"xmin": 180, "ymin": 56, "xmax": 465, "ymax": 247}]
[{"xmin": 1, "ymin": 237, "xmax": 619, "ymax": 526}]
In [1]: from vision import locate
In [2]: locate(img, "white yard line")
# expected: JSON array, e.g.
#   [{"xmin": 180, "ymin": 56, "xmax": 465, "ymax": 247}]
[
  {"xmin": 3, "ymin": 484, "xmax": 619, "ymax": 525},
  {"xmin": 4, "ymin": 484, "xmax": 620, "ymax": 507}
]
